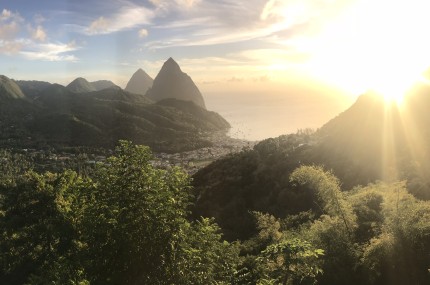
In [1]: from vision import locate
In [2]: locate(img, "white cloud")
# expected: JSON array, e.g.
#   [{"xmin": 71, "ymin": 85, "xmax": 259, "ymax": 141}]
[
  {"xmin": 85, "ymin": 6, "xmax": 154, "ymax": 35},
  {"xmin": 0, "ymin": 8, "xmax": 78, "ymax": 62},
  {"xmin": 138, "ymin": 28, "xmax": 148, "ymax": 38},
  {"xmin": 30, "ymin": 25, "xmax": 47, "ymax": 42},
  {"xmin": 144, "ymin": 0, "xmax": 354, "ymax": 50},
  {"xmin": 149, "ymin": 0, "xmax": 200, "ymax": 10},
  {"xmin": 87, "ymin": 16, "xmax": 109, "ymax": 34},
  {"xmin": 0, "ymin": 9, "xmax": 12, "ymax": 21},
  {"xmin": 0, "ymin": 9, "xmax": 23, "ymax": 40},
  {"xmin": 0, "ymin": 39, "xmax": 23, "ymax": 54},
  {"xmin": 20, "ymin": 41, "xmax": 80, "ymax": 62}
]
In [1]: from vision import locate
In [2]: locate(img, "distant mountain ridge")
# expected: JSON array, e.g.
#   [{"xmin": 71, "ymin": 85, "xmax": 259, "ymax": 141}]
[
  {"xmin": 15, "ymin": 80, "xmax": 52, "ymax": 98},
  {"xmin": 125, "ymin": 68, "xmax": 153, "ymax": 95},
  {"xmin": 66, "ymin": 77, "xmax": 118, "ymax": 93},
  {"xmin": 0, "ymin": 61, "xmax": 230, "ymax": 152},
  {"xmin": 145, "ymin": 57, "xmax": 207, "ymax": 109}
]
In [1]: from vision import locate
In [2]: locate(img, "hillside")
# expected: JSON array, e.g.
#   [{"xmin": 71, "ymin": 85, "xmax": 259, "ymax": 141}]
[
  {"xmin": 192, "ymin": 84, "xmax": 430, "ymax": 241},
  {"xmin": 66, "ymin": 77, "xmax": 97, "ymax": 93},
  {"xmin": 91, "ymin": 80, "xmax": 118, "ymax": 91},
  {"xmin": 0, "ymin": 80, "xmax": 229, "ymax": 152},
  {"xmin": 0, "ymin": 75, "xmax": 26, "ymax": 99},
  {"xmin": 15, "ymin": 80, "xmax": 52, "ymax": 98}
]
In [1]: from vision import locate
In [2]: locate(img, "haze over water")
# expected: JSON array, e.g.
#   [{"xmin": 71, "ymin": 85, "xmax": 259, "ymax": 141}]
[{"xmin": 205, "ymin": 90, "xmax": 353, "ymax": 141}]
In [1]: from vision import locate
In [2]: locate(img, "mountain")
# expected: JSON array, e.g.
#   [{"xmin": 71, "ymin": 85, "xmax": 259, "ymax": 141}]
[
  {"xmin": 125, "ymin": 68, "xmax": 153, "ymax": 95},
  {"xmin": 145, "ymin": 58, "xmax": 206, "ymax": 109},
  {"xmin": 0, "ymin": 77, "xmax": 230, "ymax": 152},
  {"xmin": 0, "ymin": 75, "xmax": 26, "ymax": 99},
  {"xmin": 66, "ymin": 77, "xmax": 96, "ymax": 93},
  {"xmin": 91, "ymin": 80, "xmax": 118, "ymax": 91},
  {"xmin": 15, "ymin": 80, "xmax": 52, "ymax": 98},
  {"xmin": 191, "ymin": 85, "xmax": 430, "ymax": 241}
]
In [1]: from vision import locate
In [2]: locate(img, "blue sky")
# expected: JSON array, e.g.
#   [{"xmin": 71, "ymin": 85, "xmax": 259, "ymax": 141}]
[{"xmin": 1, "ymin": 0, "xmax": 430, "ymax": 98}]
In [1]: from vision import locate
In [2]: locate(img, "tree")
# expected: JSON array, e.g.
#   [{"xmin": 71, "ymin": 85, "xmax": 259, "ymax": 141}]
[
  {"xmin": 78, "ymin": 140, "xmax": 239, "ymax": 284},
  {"xmin": 1, "ymin": 141, "xmax": 240, "ymax": 284},
  {"xmin": 0, "ymin": 170, "xmax": 89, "ymax": 285}
]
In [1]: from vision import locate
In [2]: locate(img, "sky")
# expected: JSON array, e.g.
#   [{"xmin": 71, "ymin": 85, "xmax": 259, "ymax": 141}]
[{"xmin": 2, "ymin": 0, "xmax": 430, "ymax": 139}]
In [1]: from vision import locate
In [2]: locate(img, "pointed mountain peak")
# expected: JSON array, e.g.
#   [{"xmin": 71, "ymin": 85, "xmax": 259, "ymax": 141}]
[
  {"xmin": 145, "ymin": 58, "xmax": 206, "ymax": 109},
  {"xmin": 133, "ymin": 68, "xmax": 150, "ymax": 77},
  {"xmin": 125, "ymin": 68, "xmax": 153, "ymax": 95},
  {"xmin": 161, "ymin": 57, "xmax": 181, "ymax": 72}
]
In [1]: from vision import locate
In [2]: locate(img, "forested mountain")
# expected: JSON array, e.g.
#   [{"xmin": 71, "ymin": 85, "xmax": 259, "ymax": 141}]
[
  {"xmin": 192, "ymin": 86, "xmax": 430, "ymax": 241},
  {"xmin": 0, "ymin": 70, "xmax": 229, "ymax": 152},
  {"xmin": 189, "ymin": 86, "xmax": 430, "ymax": 285},
  {"xmin": 15, "ymin": 80, "xmax": 52, "ymax": 98},
  {"xmin": 66, "ymin": 77, "xmax": 118, "ymax": 93},
  {"xmin": 91, "ymin": 80, "xmax": 118, "ymax": 91},
  {"xmin": 66, "ymin": 77, "xmax": 97, "ymax": 93}
]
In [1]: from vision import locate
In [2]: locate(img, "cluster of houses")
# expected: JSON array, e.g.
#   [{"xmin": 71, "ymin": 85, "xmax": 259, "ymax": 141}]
[{"xmin": 17, "ymin": 136, "xmax": 255, "ymax": 174}]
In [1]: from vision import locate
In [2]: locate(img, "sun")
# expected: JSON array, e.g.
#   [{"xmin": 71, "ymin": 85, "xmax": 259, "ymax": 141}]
[
  {"xmin": 372, "ymin": 77, "xmax": 412, "ymax": 105},
  {"xmin": 292, "ymin": 0, "xmax": 430, "ymax": 105},
  {"xmin": 382, "ymin": 92, "xmax": 405, "ymax": 105}
]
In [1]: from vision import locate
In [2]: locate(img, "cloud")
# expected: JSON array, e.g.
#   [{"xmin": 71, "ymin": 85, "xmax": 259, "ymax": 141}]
[
  {"xmin": 143, "ymin": 0, "xmax": 354, "ymax": 51},
  {"xmin": 138, "ymin": 28, "xmax": 148, "ymax": 38},
  {"xmin": 87, "ymin": 16, "xmax": 109, "ymax": 34},
  {"xmin": 20, "ymin": 41, "xmax": 80, "ymax": 62},
  {"xmin": 149, "ymin": 0, "xmax": 200, "ymax": 10},
  {"xmin": 0, "ymin": 8, "xmax": 78, "ymax": 61},
  {"xmin": 0, "ymin": 9, "xmax": 23, "ymax": 40},
  {"xmin": 29, "ymin": 25, "xmax": 47, "ymax": 42},
  {"xmin": 85, "ymin": 6, "xmax": 153, "ymax": 35},
  {"xmin": 0, "ymin": 9, "xmax": 12, "ymax": 21},
  {"xmin": 0, "ymin": 40, "xmax": 23, "ymax": 54}
]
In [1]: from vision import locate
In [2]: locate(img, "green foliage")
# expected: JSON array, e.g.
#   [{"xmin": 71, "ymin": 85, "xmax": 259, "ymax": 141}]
[
  {"xmin": 0, "ymin": 149, "xmax": 32, "ymax": 187},
  {"xmin": 289, "ymin": 166, "xmax": 360, "ymax": 285},
  {"xmin": 0, "ymin": 141, "xmax": 240, "ymax": 284},
  {"xmin": 257, "ymin": 238, "xmax": 324, "ymax": 285},
  {"xmin": 357, "ymin": 182, "xmax": 430, "ymax": 285},
  {"xmin": 289, "ymin": 165, "xmax": 356, "ymax": 230},
  {"xmin": 235, "ymin": 212, "xmax": 323, "ymax": 285},
  {"xmin": 192, "ymin": 132, "xmax": 316, "ymax": 240},
  {"xmin": 0, "ymin": 170, "xmax": 89, "ymax": 285},
  {"xmin": 80, "ymin": 141, "xmax": 194, "ymax": 284}
]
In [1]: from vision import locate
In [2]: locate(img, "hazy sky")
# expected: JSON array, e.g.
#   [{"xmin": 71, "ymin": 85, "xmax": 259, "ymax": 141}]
[{"xmin": 1, "ymin": 0, "xmax": 430, "ymax": 139}]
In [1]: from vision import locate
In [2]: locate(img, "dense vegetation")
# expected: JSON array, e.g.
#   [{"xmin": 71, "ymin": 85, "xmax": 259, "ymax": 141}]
[
  {"xmin": 2, "ymin": 140, "xmax": 430, "ymax": 284},
  {"xmin": 3, "ymin": 83, "xmax": 430, "ymax": 284}
]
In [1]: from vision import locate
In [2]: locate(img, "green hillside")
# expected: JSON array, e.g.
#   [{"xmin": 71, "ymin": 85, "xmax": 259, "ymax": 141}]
[{"xmin": 0, "ymin": 82, "xmax": 230, "ymax": 152}]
